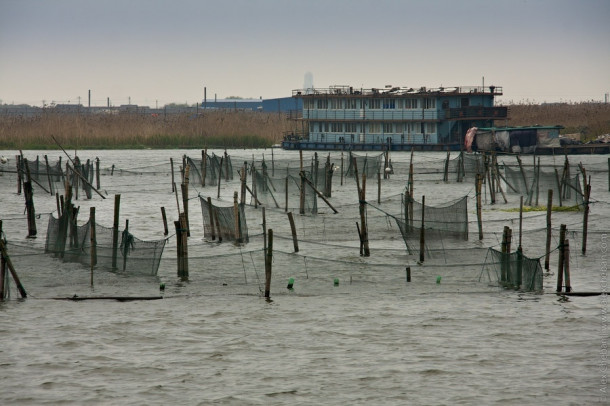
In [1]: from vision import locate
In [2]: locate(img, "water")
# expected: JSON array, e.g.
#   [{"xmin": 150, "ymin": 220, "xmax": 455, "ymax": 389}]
[{"xmin": 0, "ymin": 149, "xmax": 607, "ymax": 405}]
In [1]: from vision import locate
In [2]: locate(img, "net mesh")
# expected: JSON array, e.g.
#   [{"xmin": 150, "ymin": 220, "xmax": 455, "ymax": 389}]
[
  {"xmin": 200, "ymin": 196, "xmax": 249, "ymax": 242},
  {"xmin": 480, "ymin": 248, "xmax": 543, "ymax": 292}
]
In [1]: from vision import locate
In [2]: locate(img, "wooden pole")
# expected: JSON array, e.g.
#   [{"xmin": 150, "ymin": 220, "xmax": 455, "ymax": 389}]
[
  {"xmin": 111, "ymin": 194, "xmax": 120, "ymax": 271},
  {"xmin": 206, "ymin": 198, "xmax": 215, "ymax": 240},
  {"xmin": 519, "ymin": 195, "xmax": 524, "ymax": 249},
  {"xmin": 23, "ymin": 171, "xmax": 37, "ymax": 238},
  {"xmin": 262, "ymin": 206, "xmax": 267, "ymax": 252},
  {"xmin": 340, "ymin": 151, "xmax": 344, "ymax": 186},
  {"xmin": 0, "ymin": 239, "xmax": 27, "ymax": 298},
  {"xmin": 360, "ymin": 172, "xmax": 370, "ymax": 257},
  {"xmin": 16, "ymin": 154, "xmax": 22, "ymax": 195},
  {"xmin": 0, "ymin": 221, "xmax": 5, "ymax": 299},
  {"xmin": 554, "ymin": 168, "xmax": 563, "ymax": 207},
  {"xmin": 180, "ymin": 213, "xmax": 188, "ymax": 279},
  {"xmin": 201, "ymin": 149, "xmax": 207, "ymax": 187},
  {"xmin": 607, "ymin": 157, "xmax": 610, "ymax": 192},
  {"xmin": 121, "ymin": 219, "xmax": 129, "ymax": 272},
  {"xmin": 544, "ymin": 189, "xmax": 553, "ymax": 271},
  {"xmin": 285, "ymin": 176, "xmax": 289, "ymax": 212},
  {"xmin": 377, "ymin": 168, "xmax": 381, "ymax": 204},
  {"xmin": 233, "ymin": 191, "xmax": 241, "ymax": 242},
  {"xmin": 240, "ymin": 163, "xmax": 247, "ymax": 205},
  {"xmin": 583, "ymin": 183, "xmax": 591, "ymax": 254},
  {"xmin": 44, "ymin": 155, "xmax": 53, "ymax": 194},
  {"xmin": 217, "ymin": 156, "xmax": 223, "ymax": 199},
  {"xmin": 301, "ymin": 174, "xmax": 338, "ymax": 213},
  {"xmin": 90, "ymin": 207, "xmax": 96, "ymax": 287},
  {"xmin": 476, "ymin": 173, "xmax": 483, "ymax": 240},
  {"xmin": 170, "ymin": 158, "xmax": 175, "ymax": 192},
  {"xmin": 299, "ymin": 171, "xmax": 306, "ymax": 215},
  {"xmin": 224, "ymin": 150, "xmax": 229, "ymax": 182},
  {"xmin": 299, "ymin": 150, "xmax": 303, "ymax": 172},
  {"xmin": 287, "ymin": 212, "xmax": 299, "ymax": 252},
  {"xmin": 174, "ymin": 220, "xmax": 183, "ymax": 277},
  {"xmin": 516, "ymin": 155, "xmax": 528, "ymax": 193},
  {"xmin": 95, "ymin": 157, "xmax": 100, "ymax": 190},
  {"xmin": 506, "ymin": 227, "xmax": 513, "ymax": 286},
  {"xmin": 535, "ymin": 157, "xmax": 541, "ymax": 206},
  {"xmin": 564, "ymin": 239, "xmax": 571, "ymax": 292},
  {"xmin": 406, "ymin": 266, "xmax": 411, "ymax": 282},
  {"xmin": 161, "ymin": 206, "xmax": 169, "ymax": 236},
  {"xmin": 556, "ymin": 224, "xmax": 567, "ymax": 292},
  {"xmin": 419, "ymin": 195, "xmax": 425, "ymax": 263},
  {"xmin": 443, "ymin": 150, "xmax": 450, "ymax": 182},
  {"xmin": 264, "ymin": 229, "xmax": 273, "ymax": 298}
]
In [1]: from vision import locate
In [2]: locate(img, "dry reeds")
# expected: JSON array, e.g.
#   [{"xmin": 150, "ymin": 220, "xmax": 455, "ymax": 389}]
[
  {"xmin": 505, "ymin": 102, "xmax": 610, "ymax": 140},
  {"xmin": 0, "ymin": 110, "xmax": 292, "ymax": 149}
]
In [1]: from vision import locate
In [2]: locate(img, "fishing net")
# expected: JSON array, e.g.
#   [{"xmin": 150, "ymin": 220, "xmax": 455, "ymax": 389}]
[
  {"xmin": 401, "ymin": 195, "xmax": 469, "ymax": 239},
  {"xmin": 345, "ymin": 152, "xmax": 383, "ymax": 177},
  {"xmin": 250, "ymin": 169, "xmax": 318, "ymax": 214},
  {"xmin": 199, "ymin": 196, "xmax": 249, "ymax": 242},
  {"xmin": 44, "ymin": 214, "xmax": 166, "ymax": 276},
  {"xmin": 503, "ymin": 165, "xmax": 583, "ymax": 207},
  {"xmin": 480, "ymin": 248, "xmax": 543, "ymax": 292},
  {"xmin": 187, "ymin": 152, "xmax": 233, "ymax": 187}
]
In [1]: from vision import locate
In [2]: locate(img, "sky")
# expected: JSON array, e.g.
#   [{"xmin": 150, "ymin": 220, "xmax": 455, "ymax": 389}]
[{"xmin": 1, "ymin": 0, "xmax": 609, "ymax": 107}]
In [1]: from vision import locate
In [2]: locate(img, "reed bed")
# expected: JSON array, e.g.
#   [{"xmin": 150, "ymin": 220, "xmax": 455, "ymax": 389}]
[
  {"xmin": 1, "ymin": 102, "xmax": 608, "ymax": 149},
  {"xmin": 506, "ymin": 102, "xmax": 610, "ymax": 139},
  {"xmin": 0, "ymin": 110, "xmax": 291, "ymax": 149}
]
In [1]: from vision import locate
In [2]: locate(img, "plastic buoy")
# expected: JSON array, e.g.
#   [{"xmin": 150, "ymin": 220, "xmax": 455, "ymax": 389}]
[
  {"xmin": 334, "ymin": 278, "xmax": 339, "ymax": 286},
  {"xmin": 436, "ymin": 276, "xmax": 442, "ymax": 284},
  {"xmin": 160, "ymin": 283, "xmax": 166, "ymax": 292},
  {"xmin": 287, "ymin": 278, "xmax": 294, "ymax": 289}
]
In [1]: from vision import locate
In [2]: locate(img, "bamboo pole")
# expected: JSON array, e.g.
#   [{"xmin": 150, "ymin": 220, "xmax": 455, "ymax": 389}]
[
  {"xmin": 16, "ymin": 155, "xmax": 21, "ymax": 195},
  {"xmin": 545, "ymin": 189, "xmax": 553, "ymax": 271},
  {"xmin": 299, "ymin": 172, "xmax": 305, "ymax": 215},
  {"xmin": 556, "ymin": 224, "xmax": 567, "ymax": 292},
  {"xmin": 419, "ymin": 195, "xmax": 425, "ymax": 263},
  {"xmin": 180, "ymin": 213, "xmax": 188, "ymax": 279},
  {"xmin": 240, "ymin": 162, "xmax": 247, "ymax": 205},
  {"xmin": 111, "ymin": 194, "xmax": 120, "ymax": 271},
  {"xmin": 516, "ymin": 155, "xmax": 528, "ymax": 193},
  {"xmin": 265, "ymin": 229, "xmax": 273, "ymax": 298},
  {"xmin": 287, "ymin": 212, "xmax": 299, "ymax": 252},
  {"xmin": 340, "ymin": 151, "xmax": 344, "ymax": 186},
  {"xmin": 360, "ymin": 171, "xmax": 370, "ymax": 257}
]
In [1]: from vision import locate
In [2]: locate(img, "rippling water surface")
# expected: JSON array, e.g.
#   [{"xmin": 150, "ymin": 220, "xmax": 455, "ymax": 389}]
[{"xmin": 0, "ymin": 149, "xmax": 607, "ymax": 405}]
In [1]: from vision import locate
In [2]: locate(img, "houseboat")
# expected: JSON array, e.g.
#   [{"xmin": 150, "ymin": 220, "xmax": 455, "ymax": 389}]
[{"xmin": 282, "ymin": 84, "xmax": 508, "ymax": 151}]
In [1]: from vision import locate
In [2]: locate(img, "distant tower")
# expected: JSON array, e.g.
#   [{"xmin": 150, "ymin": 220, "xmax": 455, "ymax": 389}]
[{"xmin": 304, "ymin": 72, "xmax": 314, "ymax": 93}]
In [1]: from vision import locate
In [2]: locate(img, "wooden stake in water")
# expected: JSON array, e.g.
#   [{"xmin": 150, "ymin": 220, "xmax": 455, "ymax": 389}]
[
  {"xmin": 170, "ymin": 158, "xmax": 175, "ymax": 192},
  {"xmin": 0, "ymin": 236, "xmax": 27, "ymax": 298},
  {"xmin": 90, "ymin": 207, "xmax": 97, "ymax": 287},
  {"xmin": 419, "ymin": 195, "xmax": 425, "ymax": 263},
  {"xmin": 111, "ymin": 194, "xmax": 120, "ymax": 271},
  {"xmin": 545, "ymin": 189, "xmax": 553, "ymax": 271},
  {"xmin": 161, "ymin": 206, "xmax": 169, "ymax": 236},
  {"xmin": 556, "ymin": 224, "xmax": 567, "ymax": 292},
  {"xmin": 582, "ymin": 183, "xmax": 591, "ymax": 254},
  {"xmin": 217, "ymin": 156, "xmax": 223, "ymax": 199},
  {"xmin": 564, "ymin": 239, "xmax": 571, "ymax": 292},
  {"xmin": 265, "ymin": 229, "xmax": 273, "ymax": 299},
  {"xmin": 287, "ymin": 212, "xmax": 299, "ymax": 253},
  {"xmin": 476, "ymin": 173, "xmax": 483, "ymax": 240}
]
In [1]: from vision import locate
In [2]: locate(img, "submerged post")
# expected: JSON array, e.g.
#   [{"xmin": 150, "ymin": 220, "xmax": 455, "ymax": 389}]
[{"xmin": 161, "ymin": 206, "xmax": 169, "ymax": 236}]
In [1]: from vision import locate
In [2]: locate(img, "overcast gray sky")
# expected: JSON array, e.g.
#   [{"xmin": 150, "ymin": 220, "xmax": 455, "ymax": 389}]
[{"xmin": 1, "ymin": 0, "xmax": 609, "ymax": 107}]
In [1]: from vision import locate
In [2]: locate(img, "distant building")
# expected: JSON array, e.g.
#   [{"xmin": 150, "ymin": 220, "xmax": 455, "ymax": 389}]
[{"xmin": 282, "ymin": 85, "xmax": 508, "ymax": 151}]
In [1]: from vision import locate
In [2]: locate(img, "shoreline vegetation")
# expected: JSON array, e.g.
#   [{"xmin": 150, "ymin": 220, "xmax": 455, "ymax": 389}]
[{"xmin": 1, "ymin": 102, "xmax": 609, "ymax": 150}]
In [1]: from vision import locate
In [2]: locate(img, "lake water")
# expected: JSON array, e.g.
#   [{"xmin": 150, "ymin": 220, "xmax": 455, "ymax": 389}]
[{"xmin": 0, "ymin": 149, "xmax": 608, "ymax": 405}]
